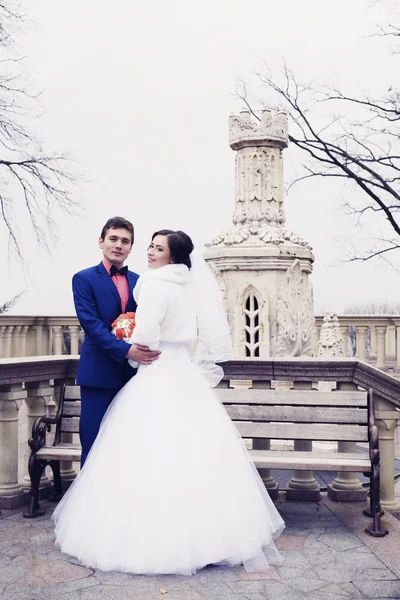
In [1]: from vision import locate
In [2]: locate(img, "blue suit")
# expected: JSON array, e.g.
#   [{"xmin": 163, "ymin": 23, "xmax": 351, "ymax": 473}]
[{"xmin": 72, "ymin": 262, "xmax": 139, "ymax": 465}]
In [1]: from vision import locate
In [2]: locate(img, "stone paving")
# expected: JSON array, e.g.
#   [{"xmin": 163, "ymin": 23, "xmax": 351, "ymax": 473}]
[{"xmin": 1, "ymin": 492, "xmax": 400, "ymax": 600}]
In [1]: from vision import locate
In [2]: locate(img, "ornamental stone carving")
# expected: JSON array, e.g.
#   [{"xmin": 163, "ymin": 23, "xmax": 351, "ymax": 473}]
[
  {"xmin": 276, "ymin": 259, "xmax": 314, "ymax": 357},
  {"xmin": 208, "ymin": 108, "xmax": 311, "ymax": 250},
  {"xmin": 318, "ymin": 312, "xmax": 344, "ymax": 358}
]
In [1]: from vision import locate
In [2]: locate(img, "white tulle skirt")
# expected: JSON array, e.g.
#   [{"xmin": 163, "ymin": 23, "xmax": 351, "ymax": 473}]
[{"xmin": 53, "ymin": 342, "xmax": 285, "ymax": 575}]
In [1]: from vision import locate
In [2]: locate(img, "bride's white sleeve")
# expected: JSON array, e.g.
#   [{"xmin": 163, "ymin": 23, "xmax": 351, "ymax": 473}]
[{"xmin": 130, "ymin": 280, "xmax": 168, "ymax": 351}]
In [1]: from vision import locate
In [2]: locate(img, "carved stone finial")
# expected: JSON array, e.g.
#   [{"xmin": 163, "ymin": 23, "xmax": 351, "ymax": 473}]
[
  {"xmin": 207, "ymin": 108, "xmax": 312, "ymax": 251},
  {"xmin": 317, "ymin": 311, "xmax": 344, "ymax": 357}
]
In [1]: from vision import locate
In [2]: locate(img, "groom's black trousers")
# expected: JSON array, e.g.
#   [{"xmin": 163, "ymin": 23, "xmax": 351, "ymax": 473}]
[{"xmin": 79, "ymin": 386, "xmax": 120, "ymax": 467}]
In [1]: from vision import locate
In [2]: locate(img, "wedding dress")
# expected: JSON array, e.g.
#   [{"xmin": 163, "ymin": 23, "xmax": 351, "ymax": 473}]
[{"xmin": 53, "ymin": 262, "xmax": 285, "ymax": 575}]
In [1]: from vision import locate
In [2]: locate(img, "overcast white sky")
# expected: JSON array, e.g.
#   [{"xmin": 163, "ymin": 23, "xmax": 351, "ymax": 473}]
[{"xmin": 2, "ymin": 0, "xmax": 400, "ymax": 315}]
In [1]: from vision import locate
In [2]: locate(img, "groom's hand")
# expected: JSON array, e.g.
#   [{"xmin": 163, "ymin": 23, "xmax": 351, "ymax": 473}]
[{"xmin": 126, "ymin": 344, "xmax": 161, "ymax": 365}]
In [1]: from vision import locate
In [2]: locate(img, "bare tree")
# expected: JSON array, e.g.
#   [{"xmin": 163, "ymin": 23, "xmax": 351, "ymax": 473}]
[
  {"xmin": 0, "ymin": 290, "xmax": 24, "ymax": 313},
  {"xmin": 236, "ymin": 1, "xmax": 400, "ymax": 262},
  {"xmin": 0, "ymin": 2, "xmax": 78, "ymax": 259}
]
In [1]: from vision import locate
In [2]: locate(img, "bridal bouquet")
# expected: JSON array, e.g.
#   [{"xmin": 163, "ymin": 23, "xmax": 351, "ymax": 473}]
[{"xmin": 111, "ymin": 312, "xmax": 136, "ymax": 343}]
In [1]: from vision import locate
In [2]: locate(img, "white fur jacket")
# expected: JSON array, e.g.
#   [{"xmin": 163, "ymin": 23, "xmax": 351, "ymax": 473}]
[{"xmin": 130, "ymin": 264, "xmax": 197, "ymax": 351}]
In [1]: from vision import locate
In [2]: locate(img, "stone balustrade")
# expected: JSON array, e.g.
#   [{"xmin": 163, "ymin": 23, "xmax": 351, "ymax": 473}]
[
  {"xmin": 0, "ymin": 355, "xmax": 399, "ymax": 514},
  {"xmin": 1, "ymin": 314, "xmax": 400, "ymax": 371},
  {"xmin": 314, "ymin": 315, "xmax": 400, "ymax": 371},
  {"xmin": 0, "ymin": 316, "xmax": 82, "ymax": 358}
]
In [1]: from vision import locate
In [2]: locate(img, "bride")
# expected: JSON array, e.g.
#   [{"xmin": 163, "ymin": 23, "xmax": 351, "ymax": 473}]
[{"xmin": 53, "ymin": 229, "xmax": 285, "ymax": 575}]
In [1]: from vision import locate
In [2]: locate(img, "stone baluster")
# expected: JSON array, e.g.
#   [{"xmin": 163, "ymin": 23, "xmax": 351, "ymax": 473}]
[
  {"xmin": 52, "ymin": 326, "xmax": 63, "ymax": 355},
  {"xmin": 11, "ymin": 325, "xmax": 23, "ymax": 358},
  {"xmin": 12, "ymin": 324, "xmax": 27, "ymax": 358},
  {"xmin": 355, "ymin": 326, "xmax": 368, "ymax": 361},
  {"xmin": 375, "ymin": 393, "xmax": 400, "ymax": 510},
  {"xmin": 0, "ymin": 325, "xmax": 5, "ymax": 358},
  {"xmin": 68, "ymin": 325, "xmax": 80, "ymax": 355},
  {"xmin": 19, "ymin": 325, "xmax": 29, "ymax": 358},
  {"xmin": 0, "ymin": 384, "xmax": 26, "ymax": 499},
  {"xmin": 287, "ymin": 381, "xmax": 321, "ymax": 501},
  {"xmin": 22, "ymin": 382, "xmax": 55, "ymax": 489},
  {"xmin": 2, "ymin": 326, "xmax": 13, "ymax": 358},
  {"xmin": 340, "ymin": 326, "xmax": 349, "ymax": 356},
  {"xmin": 33, "ymin": 325, "xmax": 44, "ymax": 357},
  {"xmin": 375, "ymin": 326, "xmax": 388, "ymax": 370},
  {"xmin": 252, "ymin": 379, "xmax": 279, "ymax": 499},
  {"xmin": 370, "ymin": 326, "xmax": 377, "ymax": 359},
  {"xmin": 327, "ymin": 382, "xmax": 367, "ymax": 502},
  {"xmin": 386, "ymin": 325, "xmax": 396, "ymax": 360},
  {"xmin": 54, "ymin": 380, "xmax": 77, "ymax": 482}
]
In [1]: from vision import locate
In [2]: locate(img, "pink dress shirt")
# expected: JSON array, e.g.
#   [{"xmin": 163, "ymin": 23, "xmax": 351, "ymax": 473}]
[{"xmin": 102, "ymin": 259, "xmax": 130, "ymax": 313}]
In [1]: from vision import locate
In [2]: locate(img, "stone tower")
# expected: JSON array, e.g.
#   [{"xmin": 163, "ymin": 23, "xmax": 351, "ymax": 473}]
[{"xmin": 205, "ymin": 108, "xmax": 315, "ymax": 358}]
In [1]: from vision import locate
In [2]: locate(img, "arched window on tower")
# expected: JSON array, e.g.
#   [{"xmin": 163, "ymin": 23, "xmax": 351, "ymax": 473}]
[{"xmin": 244, "ymin": 291, "xmax": 260, "ymax": 357}]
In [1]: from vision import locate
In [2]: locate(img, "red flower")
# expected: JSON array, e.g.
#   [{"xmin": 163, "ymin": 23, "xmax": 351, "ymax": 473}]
[{"xmin": 115, "ymin": 328, "xmax": 125, "ymax": 339}]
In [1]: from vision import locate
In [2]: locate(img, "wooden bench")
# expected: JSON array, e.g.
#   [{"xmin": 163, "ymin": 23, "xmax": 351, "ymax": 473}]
[
  {"xmin": 23, "ymin": 383, "xmax": 387, "ymax": 537},
  {"xmin": 23, "ymin": 384, "xmax": 81, "ymax": 519}
]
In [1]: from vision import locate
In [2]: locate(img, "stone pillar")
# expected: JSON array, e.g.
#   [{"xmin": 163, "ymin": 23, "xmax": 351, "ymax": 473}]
[
  {"xmin": 52, "ymin": 326, "xmax": 63, "ymax": 355},
  {"xmin": 68, "ymin": 325, "xmax": 80, "ymax": 355},
  {"xmin": 355, "ymin": 326, "xmax": 368, "ymax": 361},
  {"xmin": 327, "ymin": 382, "xmax": 366, "ymax": 502},
  {"xmin": 0, "ymin": 384, "xmax": 26, "ymax": 498},
  {"xmin": 253, "ymin": 438, "xmax": 279, "ymax": 500},
  {"xmin": 252, "ymin": 381, "xmax": 279, "ymax": 499},
  {"xmin": 287, "ymin": 381, "xmax": 320, "ymax": 501},
  {"xmin": 22, "ymin": 382, "xmax": 55, "ymax": 489},
  {"xmin": 375, "ymin": 326, "xmax": 388, "ymax": 370},
  {"xmin": 328, "ymin": 440, "xmax": 366, "ymax": 502},
  {"xmin": 375, "ymin": 394, "xmax": 400, "ymax": 510}
]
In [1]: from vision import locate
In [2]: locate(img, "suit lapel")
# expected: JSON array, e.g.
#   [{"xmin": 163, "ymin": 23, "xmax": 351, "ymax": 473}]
[{"xmin": 96, "ymin": 262, "xmax": 122, "ymax": 311}]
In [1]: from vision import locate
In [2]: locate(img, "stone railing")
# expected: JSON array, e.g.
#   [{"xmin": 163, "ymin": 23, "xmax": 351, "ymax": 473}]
[
  {"xmin": 0, "ymin": 316, "xmax": 82, "ymax": 358},
  {"xmin": 0, "ymin": 355, "xmax": 399, "ymax": 513},
  {"xmin": 0, "ymin": 356, "xmax": 78, "ymax": 508},
  {"xmin": 314, "ymin": 315, "xmax": 400, "ymax": 372},
  {"xmin": 1, "ymin": 314, "xmax": 400, "ymax": 371}
]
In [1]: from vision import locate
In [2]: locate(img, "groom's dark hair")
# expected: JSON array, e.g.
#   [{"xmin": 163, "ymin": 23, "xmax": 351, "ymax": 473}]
[
  {"xmin": 100, "ymin": 217, "xmax": 134, "ymax": 245},
  {"xmin": 152, "ymin": 229, "xmax": 194, "ymax": 269}
]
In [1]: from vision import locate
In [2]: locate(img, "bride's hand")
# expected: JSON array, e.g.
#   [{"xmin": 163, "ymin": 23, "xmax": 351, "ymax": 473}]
[{"xmin": 126, "ymin": 344, "xmax": 161, "ymax": 365}]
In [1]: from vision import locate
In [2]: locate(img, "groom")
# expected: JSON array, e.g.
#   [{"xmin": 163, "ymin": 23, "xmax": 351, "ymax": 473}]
[{"xmin": 73, "ymin": 216, "xmax": 160, "ymax": 465}]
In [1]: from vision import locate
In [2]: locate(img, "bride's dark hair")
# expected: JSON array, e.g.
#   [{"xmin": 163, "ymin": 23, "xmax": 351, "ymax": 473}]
[{"xmin": 152, "ymin": 229, "xmax": 194, "ymax": 269}]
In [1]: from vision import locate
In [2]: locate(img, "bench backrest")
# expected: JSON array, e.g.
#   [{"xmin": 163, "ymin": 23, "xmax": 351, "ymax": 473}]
[
  {"xmin": 59, "ymin": 385, "xmax": 81, "ymax": 434},
  {"xmin": 58, "ymin": 386, "xmax": 369, "ymax": 443},
  {"xmin": 217, "ymin": 389, "xmax": 369, "ymax": 442}
]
